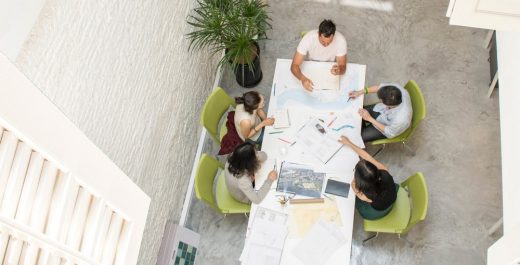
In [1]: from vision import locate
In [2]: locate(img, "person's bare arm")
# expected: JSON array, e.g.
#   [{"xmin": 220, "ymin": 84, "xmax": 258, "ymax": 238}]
[
  {"xmin": 331, "ymin": 54, "xmax": 347, "ymax": 75},
  {"xmin": 338, "ymin": 136, "xmax": 388, "ymax": 171},
  {"xmin": 240, "ymin": 119, "xmax": 274, "ymax": 139},
  {"xmin": 348, "ymin": 84, "xmax": 379, "ymax": 99},
  {"xmin": 291, "ymin": 52, "xmax": 314, "ymax": 91},
  {"xmin": 351, "ymin": 179, "xmax": 373, "ymax": 203},
  {"xmin": 257, "ymin": 108, "xmax": 267, "ymax": 120}
]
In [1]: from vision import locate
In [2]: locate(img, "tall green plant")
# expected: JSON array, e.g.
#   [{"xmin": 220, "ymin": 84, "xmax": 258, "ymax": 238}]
[{"xmin": 187, "ymin": 0, "xmax": 271, "ymax": 71}]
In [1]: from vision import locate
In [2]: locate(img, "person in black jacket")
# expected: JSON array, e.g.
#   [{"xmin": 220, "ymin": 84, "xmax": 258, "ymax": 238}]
[{"xmin": 339, "ymin": 136, "xmax": 398, "ymax": 220}]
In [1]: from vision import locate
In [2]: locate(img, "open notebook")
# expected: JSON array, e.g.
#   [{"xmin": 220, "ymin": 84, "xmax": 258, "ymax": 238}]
[{"xmin": 301, "ymin": 63, "xmax": 340, "ymax": 90}]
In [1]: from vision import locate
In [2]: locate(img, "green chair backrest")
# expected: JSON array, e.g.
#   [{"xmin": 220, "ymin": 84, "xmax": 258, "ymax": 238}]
[
  {"xmin": 402, "ymin": 80, "xmax": 427, "ymax": 140},
  {"xmin": 194, "ymin": 154, "xmax": 224, "ymax": 213},
  {"xmin": 200, "ymin": 87, "xmax": 236, "ymax": 144},
  {"xmin": 400, "ymin": 172, "xmax": 428, "ymax": 234}
]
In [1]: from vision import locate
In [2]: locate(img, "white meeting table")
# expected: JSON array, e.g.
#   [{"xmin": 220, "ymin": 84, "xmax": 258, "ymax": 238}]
[{"xmin": 240, "ymin": 59, "xmax": 366, "ymax": 265}]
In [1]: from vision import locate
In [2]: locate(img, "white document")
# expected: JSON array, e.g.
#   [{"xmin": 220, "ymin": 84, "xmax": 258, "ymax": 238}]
[
  {"xmin": 295, "ymin": 119, "xmax": 343, "ymax": 164},
  {"xmin": 301, "ymin": 63, "xmax": 340, "ymax": 90},
  {"xmin": 274, "ymin": 109, "xmax": 291, "ymax": 129},
  {"xmin": 242, "ymin": 207, "xmax": 288, "ymax": 265},
  {"xmin": 292, "ymin": 220, "xmax": 347, "ymax": 265}
]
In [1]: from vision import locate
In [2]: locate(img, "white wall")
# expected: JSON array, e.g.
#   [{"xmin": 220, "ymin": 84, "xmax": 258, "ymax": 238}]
[
  {"xmin": 11, "ymin": 0, "xmax": 219, "ymax": 264},
  {"xmin": 446, "ymin": 0, "xmax": 520, "ymax": 32},
  {"xmin": 0, "ymin": 0, "xmax": 47, "ymax": 60}
]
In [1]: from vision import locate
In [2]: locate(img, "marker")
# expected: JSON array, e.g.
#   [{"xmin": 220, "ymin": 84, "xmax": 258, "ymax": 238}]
[
  {"xmin": 277, "ymin": 138, "xmax": 293, "ymax": 144},
  {"xmin": 333, "ymin": 124, "xmax": 355, "ymax": 131},
  {"xmin": 269, "ymin": 131, "xmax": 284, "ymax": 134},
  {"xmin": 327, "ymin": 116, "xmax": 338, "ymax": 127}
]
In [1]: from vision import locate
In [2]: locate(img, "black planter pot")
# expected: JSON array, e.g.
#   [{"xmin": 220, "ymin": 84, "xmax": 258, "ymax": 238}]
[{"xmin": 234, "ymin": 42, "xmax": 263, "ymax": 88}]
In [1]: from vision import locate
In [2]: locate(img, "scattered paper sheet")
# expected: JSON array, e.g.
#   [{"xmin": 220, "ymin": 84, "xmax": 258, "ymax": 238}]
[
  {"xmin": 295, "ymin": 119, "xmax": 343, "ymax": 164},
  {"xmin": 288, "ymin": 198, "xmax": 342, "ymax": 238},
  {"xmin": 274, "ymin": 109, "xmax": 291, "ymax": 129},
  {"xmin": 292, "ymin": 220, "xmax": 347, "ymax": 265},
  {"xmin": 241, "ymin": 207, "xmax": 288, "ymax": 265}
]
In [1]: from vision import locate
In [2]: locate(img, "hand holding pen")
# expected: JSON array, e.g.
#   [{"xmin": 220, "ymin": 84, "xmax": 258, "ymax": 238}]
[{"xmin": 268, "ymin": 160, "xmax": 278, "ymax": 181}]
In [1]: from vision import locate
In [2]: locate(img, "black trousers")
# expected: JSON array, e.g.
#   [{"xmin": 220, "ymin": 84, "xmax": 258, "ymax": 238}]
[{"xmin": 361, "ymin": 105, "xmax": 387, "ymax": 143}]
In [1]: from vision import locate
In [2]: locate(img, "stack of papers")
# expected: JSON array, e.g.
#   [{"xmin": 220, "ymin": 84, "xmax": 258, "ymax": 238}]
[{"xmin": 240, "ymin": 207, "xmax": 288, "ymax": 265}]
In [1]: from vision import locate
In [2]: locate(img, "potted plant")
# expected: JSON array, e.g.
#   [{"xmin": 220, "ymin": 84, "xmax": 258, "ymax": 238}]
[{"xmin": 187, "ymin": 0, "xmax": 271, "ymax": 88}]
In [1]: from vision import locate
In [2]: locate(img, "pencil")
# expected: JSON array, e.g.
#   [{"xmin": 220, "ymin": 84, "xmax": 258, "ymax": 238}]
[
  {"xmin": 269, "ymin": 131, "xmax": 284, "ymax": 134},
  {"xmin": 327, "ymin": 116, "xmax": 338, "ymax": 127},
  {"xmin": 277, "ymin": 138, "xmax": 292, "ymax": 144}
]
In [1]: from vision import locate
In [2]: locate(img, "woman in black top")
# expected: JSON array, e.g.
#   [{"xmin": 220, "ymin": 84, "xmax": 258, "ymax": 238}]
[{"xmin": 339, "ymin": 136, "xmax": 398, "ymax": 220}]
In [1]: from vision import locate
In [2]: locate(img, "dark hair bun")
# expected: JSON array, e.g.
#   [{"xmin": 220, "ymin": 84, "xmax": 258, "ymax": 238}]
[{"xmin": 235, "ymin": 96, "xmax": 245, "ymax": 104}]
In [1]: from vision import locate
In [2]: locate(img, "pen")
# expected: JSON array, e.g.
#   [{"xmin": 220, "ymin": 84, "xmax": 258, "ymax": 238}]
[
  {"xmin": 274, "ymin": 159, "xmax": 277, "ymax": 170},
  {"xmin": 327, "ymin": 116, "xmax": 338, "ymax": 127},
  {"xmin": 347, "ymin": 97, "xmax": 352, "ymax": 102},
  {"xmin": 277, "ymin": 138, "xmax": 293, "ymax": 144},
  {"xmin": 273, "ymin": 83, "xmax": 276, "ymax": 96},
  {"xmin": 269, "ymin": 131, "xmax": 284, "ymax": 134},
  {"xmin": 323, "ymin": 193, "xmax": 333, "ymax": 200}
]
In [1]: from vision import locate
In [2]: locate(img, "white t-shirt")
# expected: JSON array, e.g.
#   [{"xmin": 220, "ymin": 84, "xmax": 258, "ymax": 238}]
[{"xmin": 296, "ymin": 29, "xmax": 347, "ymax": 62}]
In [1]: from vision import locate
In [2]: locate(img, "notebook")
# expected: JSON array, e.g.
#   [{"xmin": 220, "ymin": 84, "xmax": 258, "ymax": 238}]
[
  {"xmin": 324, "ymin": 179, "xmax": 350, "ymax": 198},
  {"xmin": 301, "ymin": 63, "xmax": 340, "ymax": 90},
  {"xmin": 273, "ymin": 109, "xmax": 291, "ymax": 129}
]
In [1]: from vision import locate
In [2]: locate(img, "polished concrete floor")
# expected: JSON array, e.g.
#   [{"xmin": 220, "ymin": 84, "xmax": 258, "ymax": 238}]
[{"xmin": 185, "ymin": 0, "xmax": 502, "ymax": 264}]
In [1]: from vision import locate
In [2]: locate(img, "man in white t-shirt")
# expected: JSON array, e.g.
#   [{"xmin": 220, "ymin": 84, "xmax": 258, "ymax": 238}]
[{"xmin": 290, "ymin": 19, "xmax": 348, "ymax": 91}]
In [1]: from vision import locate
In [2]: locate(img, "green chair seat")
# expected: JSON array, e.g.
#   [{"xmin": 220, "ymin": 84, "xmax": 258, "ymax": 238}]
[
  {"xmin": 216, "ymin": 171, "xmax": 251, "ymax": 214},
  {"xmin": 364, "ymin": 187, "xmax": 411, "ymax": 233}
]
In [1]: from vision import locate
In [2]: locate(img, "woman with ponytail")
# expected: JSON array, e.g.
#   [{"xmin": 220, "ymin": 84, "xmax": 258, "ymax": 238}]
[
  {"xmin": 234, "ymin": 91, "xmax": 274, "ymax": 145},
  {"xmin": 339, "ymin": 135, "xmax": 398, "ymax": 220}
]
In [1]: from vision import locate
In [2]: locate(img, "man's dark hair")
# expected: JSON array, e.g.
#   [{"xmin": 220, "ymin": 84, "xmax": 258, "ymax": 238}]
[
  {"xmin": 377, "ymin": 85, "xmax": 402, "ymax": 106},
  {"xmin": 318, "ymin": 19, "xmax": 336, "ymax": 37}
]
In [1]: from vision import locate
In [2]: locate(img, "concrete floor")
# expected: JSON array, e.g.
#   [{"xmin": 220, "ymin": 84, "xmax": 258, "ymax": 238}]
[{"xmin": 185, "ymin": 0, "xmax": 502, "ymax": 264}]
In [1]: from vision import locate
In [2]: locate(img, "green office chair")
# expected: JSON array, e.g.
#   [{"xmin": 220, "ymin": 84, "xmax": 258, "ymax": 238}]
[
  {"xmin": 194, "ymin": 154, "xmax": 250, "ymax": 217},
  {"xmin": 363, "ymin": 172, "xmax": 428, "ymax": 244},
  {"xmin": 200, "ymin": 87, "xmax": 236, "ymax": 145},
  {"xmin": 370, "ymin": 80, "xmax": 426, "ymax": 157}
]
